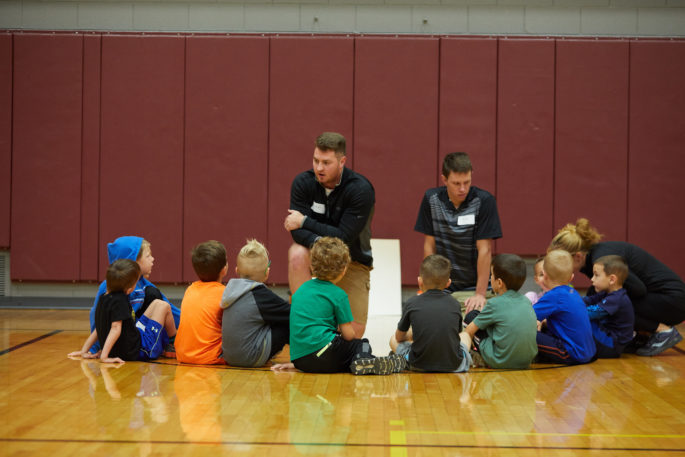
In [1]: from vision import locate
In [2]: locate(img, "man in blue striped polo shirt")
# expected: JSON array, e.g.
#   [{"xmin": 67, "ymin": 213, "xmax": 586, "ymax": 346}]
[{"xmin": 414, "ymin": 152, "xmax": 502, "ymax": 314}]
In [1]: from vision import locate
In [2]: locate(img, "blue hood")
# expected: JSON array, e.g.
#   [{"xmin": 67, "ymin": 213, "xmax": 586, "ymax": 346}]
[{"xmin": 107, "ymin": 236, "xmax": 142, "ymax": 263}]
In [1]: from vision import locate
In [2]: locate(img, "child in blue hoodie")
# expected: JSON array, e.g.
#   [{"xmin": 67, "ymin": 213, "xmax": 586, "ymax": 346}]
[{"xmin": 89, "ymin": 236, "xmax": 181, "ymax": 353}]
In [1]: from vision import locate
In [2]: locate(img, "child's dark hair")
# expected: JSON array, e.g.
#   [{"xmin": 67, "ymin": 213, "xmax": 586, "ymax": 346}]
[
  {"xmin": 491, "ymin": 254, "xmax": 527, "ymax": 292},
  {"xmin": 310, "ymin": 237, "xmax": 350, "ymax": 281},
  {"xmin": 106, "ymin": 259, "xmax": 141, "ymax": 293},
  {"xmin": 595, "ymin": 255, "xmax": 628, "ymax": 285},
  {"xmin": 191, "ymin": 240, "xmax": 227, "ymax": 282},
  {"xmin": 419, "ymin": 254, "xmax": 451, "ymax": 290}
]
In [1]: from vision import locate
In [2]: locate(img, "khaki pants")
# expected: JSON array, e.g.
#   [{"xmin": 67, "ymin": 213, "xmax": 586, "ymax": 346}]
[
  {"xmin": 336, "ymin": 261, "xmax": 372, "ymax": 325},
  {"xmin": 451, "ymin": 290, "xmax": 495, "ymax": 316}
]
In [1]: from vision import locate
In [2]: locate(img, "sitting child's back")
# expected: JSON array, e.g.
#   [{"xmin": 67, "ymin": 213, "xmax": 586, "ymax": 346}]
[
  {"xmin": 393, "ymin": 255, "xmax": 471, "ymax": 373},
  {"xmin": 474, "ymin": 292, "xmax": 538, "ymax": 368},
  {"xmin": 533, "ymin": 250, "xmax": 596, "ymax": 364},
  {"xmin": 399, "ymin": 290, "xmax": 465, "ymax": 372},
  {"xmin": 222, "ymin": 240, "xmax": 290, "ymax": 367},
  {"xmin": 467, "ymin": 254, "xmax": 538, "ymax": 369},
  {"xmin": 175, "ymin": 240, "xmax": 228, "ymax": 365}
]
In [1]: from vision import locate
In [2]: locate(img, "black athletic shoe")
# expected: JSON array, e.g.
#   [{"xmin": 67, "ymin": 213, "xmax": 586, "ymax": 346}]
[
  {"xmin": 351, "ymin": 353, "xmax": 406, "ymax": 375},
  {"xmin": 636, "ymin": 328, "xmax": 683, "ymax": 356}
]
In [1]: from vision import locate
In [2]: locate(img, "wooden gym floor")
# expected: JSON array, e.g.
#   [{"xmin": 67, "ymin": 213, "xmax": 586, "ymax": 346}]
[{"xmin": 1, "ymin": 308, "xmax": 685, "ymax": 456}]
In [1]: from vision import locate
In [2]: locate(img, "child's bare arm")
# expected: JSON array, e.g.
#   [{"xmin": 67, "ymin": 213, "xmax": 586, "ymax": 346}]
[
  {"xmin": 68, "ymin": 329, "xmax": 99, "ymax": 358},
  {"xmin": 100, "ymin": 321, "xmax": 125, "ymax": 364},
  {"xmin": 464, "ymin": 322, "xmax": 479, "ymax": 338},
  {"xmin": 339, "ymin": 322, "xmax": 356, "ymax": 340}
]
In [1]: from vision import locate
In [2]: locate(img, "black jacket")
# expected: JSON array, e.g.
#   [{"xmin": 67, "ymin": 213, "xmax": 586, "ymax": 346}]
[{"xmin": 289, "ymin": 167, "xmax": 374, "ymax": 267}]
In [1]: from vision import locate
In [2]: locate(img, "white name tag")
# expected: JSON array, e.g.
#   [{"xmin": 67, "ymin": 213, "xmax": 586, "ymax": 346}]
[
  {"xmin": 311, "ymin": 202, "xmax": 325, "ymax": 214},
  {"xmin": 458, "ymin": 214, "xmax": 475, "ymax": 226}
]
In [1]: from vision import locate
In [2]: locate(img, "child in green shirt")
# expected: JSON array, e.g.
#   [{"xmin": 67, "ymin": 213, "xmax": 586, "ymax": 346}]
[
  {"xmin": 272, "ymin": 237, "xmax": 404, "ymax": 375},
  {"xmin": 464, "ymin": 254, "xmax": 538, "ymax": 369}
]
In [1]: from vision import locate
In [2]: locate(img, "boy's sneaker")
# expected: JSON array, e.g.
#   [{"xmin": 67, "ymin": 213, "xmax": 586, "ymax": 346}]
[
  {"xmin": 351, "ymin": 353, "xmax": 406, "ymax": 375},
  {"xmin": 636, "ymin": 328, "xmax": 683, "ymax": 356},
  {"xmin": 470, "ymin": 350, "xmax": 487, "ymax": 368},
  {"xmin": 162, "ymin": 342, "xmax": 176, "ymax": 359}
]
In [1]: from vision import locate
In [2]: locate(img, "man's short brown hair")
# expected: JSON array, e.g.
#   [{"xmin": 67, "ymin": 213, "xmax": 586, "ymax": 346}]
[
  {"xmin": 595, "ymin": 255, "xmax": 628, "ymax": 286},
  {"xmin": 315, "ymin": 132, "xmax": 346, "ymax": 156},
  {"xmin": 442, "ymin": 152, "xmax": 472, "ymax": 177},
  {"xmin": 310, "ymin": 237, "xmax": 350, "ymax": 281},
  {"xmin": 106, "ymin": 259, "xmax": 141, "ymax": 293},
  {"xmin": 491, "ymin": 254, "xmax": 527, "ymax": 292},
  {"xmin": 419, "ymin": 254, "xmax": 451, "ymax": 290},
  {"xmin": 191, "ymin": 240, "xmax": 227, "ymax": 282},
  {"xmin": 543, "ymin": 250, "xmax": 574, "ymax": 284}
]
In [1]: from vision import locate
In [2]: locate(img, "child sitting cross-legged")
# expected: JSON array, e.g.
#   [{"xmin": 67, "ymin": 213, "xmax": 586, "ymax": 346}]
[
  {"xmin": 221, "ymin": 239, "xmax": 291, "ymax": 367},
  {"xmin": 583, "ymin": 255, "xmax": 634, "ymax": 358},
  {"xmin": 175, "ymin": 240, "xmax": 229, "ymax": 365},
  {"xmin": 272, "ymin": 236, "xmax": 405, "ymax": 375},
  {"xmin": 463, "ymin": 254, "xmax": 538, "ymax": 369},
  {"xmin": 69, "ymin": 259, "xmax": 177, "ymax": 363},
  {"xmin": 389, "ymin": 254, "xmax": 473, "ymax": 372},
  {"xmin": 533, "ymin": 250, "xmax": 596, "ymax": 365}
]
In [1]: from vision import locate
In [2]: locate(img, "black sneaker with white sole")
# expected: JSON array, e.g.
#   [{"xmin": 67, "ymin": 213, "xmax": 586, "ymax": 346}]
[{"xmin": 636, "ymin": 327, "xmax": 683, "ymax": 356}]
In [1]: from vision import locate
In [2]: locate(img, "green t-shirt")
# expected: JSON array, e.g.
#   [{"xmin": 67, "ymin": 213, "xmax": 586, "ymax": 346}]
[
  {"xmin": 473, "ymin": 290, "xmax": 538, "ymax": 369},
  {"xmin": 289, "ymin": 278, "xmax": 354, "ymax": 360}
]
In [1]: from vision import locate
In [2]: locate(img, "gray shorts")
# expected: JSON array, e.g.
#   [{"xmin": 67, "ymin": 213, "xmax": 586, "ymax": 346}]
[{"xmin": 395, "ymin": 341, "xmax": 472, "ymax": 373}]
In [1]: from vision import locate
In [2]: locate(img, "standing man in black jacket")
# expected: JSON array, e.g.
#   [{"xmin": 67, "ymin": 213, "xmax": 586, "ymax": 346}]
[{"xmin": 284, "ymin": 132, "xmax": 375, "ymax": 337}]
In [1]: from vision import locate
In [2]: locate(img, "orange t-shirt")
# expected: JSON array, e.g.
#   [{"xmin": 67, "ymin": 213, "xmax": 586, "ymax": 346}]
[{"xmin": 175, "ymin": 281, "xmax": 226, "ymax": 365}]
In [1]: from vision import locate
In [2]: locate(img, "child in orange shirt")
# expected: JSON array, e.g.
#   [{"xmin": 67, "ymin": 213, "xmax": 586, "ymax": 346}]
[{"xmin": 175, "ymin": 241, "xmax": 228, "ymax": 365}]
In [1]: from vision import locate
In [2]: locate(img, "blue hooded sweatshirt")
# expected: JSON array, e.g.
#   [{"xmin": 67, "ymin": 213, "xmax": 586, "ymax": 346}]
[{"xmin": 89, "ymin": 236, "xmax": 181, "ymax": 352}]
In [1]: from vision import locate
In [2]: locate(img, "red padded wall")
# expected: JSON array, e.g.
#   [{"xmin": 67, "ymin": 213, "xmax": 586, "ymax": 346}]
[
  {"xmin": 0, "ymin": 34, "xmax": 11, "ymax": 249},
  {"xmin": 555, "ymin": 40, "xmax": 629, "ymax": 243},
  {"xmin": 267, "ymin": 36, "xmax": 354, "ymax": 284},
  {"xmin": 355, "ymin": 37, "xmax": 439, "ymax": 284},
  {"xmin": 100, "ymin": 35, "xmax": 185, "ymax": 283},
  {"xmin": 80, "ymin": 34, "xmax": 101, "ymax": 281},
  {"xmin": 440, "ymin": 38, "xmax": 498, "ymax": 195},
  {"xmin": 497, "ymin": 39, "xmax": 555, "ymax": 255},
  {"xmin": 11, "ymin": 34, "xmax": 83, "ymax": 280},
  {"xmin": 184, "ymin": 36, "xmax": 269, "ymax": 282},
  {"xmin": 628, "ymin": 41, "xmax": 685, "ymax": 278}
]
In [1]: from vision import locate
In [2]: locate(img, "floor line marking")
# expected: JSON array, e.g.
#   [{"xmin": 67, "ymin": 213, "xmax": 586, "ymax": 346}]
[
  {"xmin": 1, "ymin": 437, "xmax": 683, "ymax": 452},
  {"xmin": 0, "ymin": 330, "xmax": 63, "ymax": 356},
  {"xmin": 401, "ymin": 430, "xmax": 685, "ymax": 439}
]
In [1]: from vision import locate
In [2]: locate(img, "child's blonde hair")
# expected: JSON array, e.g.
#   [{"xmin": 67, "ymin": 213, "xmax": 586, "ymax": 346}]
[
  {"xmin": 236, "ymin": 239, "xmax": 269, "ymax": 281},
  {"xmin": 310, "ymin": 237, "xmax": 350, "ymax": 281},
  {"xmin": 138, "ymin": 239, "xmax": 151, "ymax": 259},
  {"xmin": 549, "ymin": 218, "xmax": 603, "ymax": 254},
  {"xmin": 543, "ymin": 250, "xmax": 574, "ymax": 284}
]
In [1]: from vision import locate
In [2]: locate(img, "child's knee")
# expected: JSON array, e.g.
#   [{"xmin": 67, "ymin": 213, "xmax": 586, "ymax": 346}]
[{"xmin": 148, "ymin": 299, "xmax": 169, "ymax": 313}]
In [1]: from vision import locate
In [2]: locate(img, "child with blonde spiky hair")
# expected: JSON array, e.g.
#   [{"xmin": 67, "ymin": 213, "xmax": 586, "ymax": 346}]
[
  {"xmin": 272, "ymin": 237, "xmax": 405, "ymax": 375},
  {"xmin": 221, "ymin": 239, "xmax": 291, "ymax": 367}
]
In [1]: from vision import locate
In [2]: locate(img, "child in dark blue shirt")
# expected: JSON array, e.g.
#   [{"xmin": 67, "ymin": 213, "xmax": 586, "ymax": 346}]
[
  {"xmin": 533, "ymin": 250, "xmax": 596, "ymax": 365},
  {"xmin": 583, "ymin": 255, "xmax": 634, "ymax": 358}
]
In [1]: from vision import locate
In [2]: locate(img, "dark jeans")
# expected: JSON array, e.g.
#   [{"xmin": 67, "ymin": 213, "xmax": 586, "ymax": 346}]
[{"xmin": 293, "ymin": 336, "xmax": 372, "ymax": 373}]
